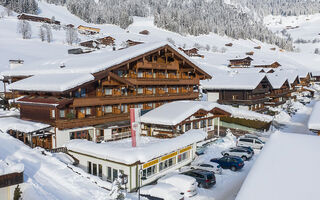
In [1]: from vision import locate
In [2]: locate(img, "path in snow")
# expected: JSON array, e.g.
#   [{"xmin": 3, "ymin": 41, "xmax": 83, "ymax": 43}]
[{"xmin": 280, "ymin": 100, "xmax": 317, "ymax": 135}]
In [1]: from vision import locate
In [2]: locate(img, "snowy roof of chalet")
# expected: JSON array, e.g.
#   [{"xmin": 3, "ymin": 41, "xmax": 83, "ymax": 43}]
[
  {"xmin": 266, "ymin": 74, "xmax": 288, "ymax": 89},
  {"xmin": 1, "ymin": 41, "xmax": 209, "ymax": 78},
  {"xmin": 236, "ymin": 132, "xmax": 320, "ymax": 200},
  {"xmin": 66, "ymin": 129, "xmax": 207, "ymax": 165},
  {"xmin": 311, "ymin": 71, "xmax": 320, "ymax": 77},
  {"xmin": 0, "ymin": 117, "xmax": 51, "ymax": 133},
  {"xmin": 201, "ymin": 73, "xmax": 266, "ymax": 90},
  {"xmin": 308, "ymin": 101, "xmax": 320, "ymax": 130},
  {"xmin": 140, "ymin": 101, "xmax": 273, "ymax": 125},
  {"xmin": 0, "ymin": 160, "xmax": 24, "ymax": 176},
  {"xmin": 7, "ymin": 73, "xmax": 94, "ymax": 92}
]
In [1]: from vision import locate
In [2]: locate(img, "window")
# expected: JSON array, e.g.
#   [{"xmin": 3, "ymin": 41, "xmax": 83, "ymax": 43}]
[
  {"xmin": 193, "ymin": 121, "xmax": 198, "ymax": 129},
  {"xmin": 80, "ymin": 88, "xmax": 86, "ymax": 97},
  {"xmin": 107, "ymin": 167, "xmax": 112, "ymax": 181},
  {"xmin": 104, "ymin": 106, "xmax": 112, "ymax": 113},
  {"xmin": 86, "ymin": 107, "xmax": 91, "ymax": 115},
  {"xmin": 93, "ymin": 164, "xmax": 97, "ymax": 176},
  {"xmin": 113, "ymin": 169, "xmax": 118, "ymax": 181},
  {"xmin": 142, "ymin": 165, "xmax": 157, "ymax": 178},
  {"xmin": 137, "ymin": 87, "xmax": 143, "ymax": 94},
  {"xmin": 88, "ymin": 162, "xmax": 92, "ymax": 174},
  {"xmin": 185, "ymin": 123, "xmax": 191, "ymax": 131},
  {"xmin": 200, "ymin": 120, "xmax": 206, "ymax": 128},
  {"xmin": 51, "ymin": 109, "xmax": 55, "ymax": 118},
  {"xmin": 59, "ymin": 110, "xmax": 65, "ymax": 118},
  {"xmin": 178, "ymin": 152, "xmax": 189, "ymax": 163},
  {"xmin": 232, "ymin": 95, "xmax": 238, "ymax": 100},
  {"xmin": 121, "ymin": 104, "xmax": 128, "ymax": 113},
  {"xmin": 80, "ymin": 108, "xmax": 85, "ymax": 114},
  {"xmin": 138, "ymin": 71, "xmax": 143, "ymax": 78},
  {"xmin": 159, "ymin": 158, "xmax": 176, "ymax": 171},
  {"xmin": 98, "ymin": 164, "xmax": 102, "ymax": 178},
  {"xmin": 105, "ymin": 88, "xmax": 112, "ymax": 95},
  {"xmin": 208, "ymin": 119, "xmax": 213, "ymax": 126}
]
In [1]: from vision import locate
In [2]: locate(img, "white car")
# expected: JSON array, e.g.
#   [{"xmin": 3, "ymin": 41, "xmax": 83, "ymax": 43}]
[
  {"xmin": 243, "ymin": 134, "xmax": 268, "ymax": 143},
  {"xmin": 221, "ymin": 147, "xmax": 253, "ymax": 161},
  {"xmin": 140, "ymin": 183, "xmax": 184, "ymax": 200},
  {"xmin": 237, "ymin": 137, "xmax": 264, "ymax": 150},
  {"xmin": 190, "ymin": 162, "xmax": 222, "ymax": 174},
  {"xmin": 158, "ymin": 174, "xmax": 197, "ymax": 197}
]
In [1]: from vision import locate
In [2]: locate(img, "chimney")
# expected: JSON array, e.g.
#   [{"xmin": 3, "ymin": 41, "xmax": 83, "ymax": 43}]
[{"xmin": 9, "ymin": 60, "xmax": 24, "ymax": 69}]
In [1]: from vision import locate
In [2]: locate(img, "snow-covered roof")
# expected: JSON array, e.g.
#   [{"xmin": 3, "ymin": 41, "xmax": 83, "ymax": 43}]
[
  {"xmin": 236, "ymin": 132, "xmax": 320, "ymax": 200},
  {"xmin": 311, "ymin": 71, "xmax": 320, "ymax": 77},
  {"xmin": 1, "ymin": 41, "xmax": 209, "ymax": 78},
  {"xmin": 140, "ymin": 101, "xmax": 273, "ymax": 125},
  {"xmin": 201, "ymin": 73, "xmax": 266, "ymax": 90},
  {"xmin": 275, "ymin": 71, "xmax": 299, "ymax": 84},
  {"xmin": 7, "ymin": 73, "xmax": 94, "ymax": 92},
  {"xmin": 140, "ymin": 101, "xmax": 224, "ymax": 126},
  {"xmin": 266, "ymin": 74, "xmax": 288, "ymax": 89},
  {"xmin": 0, "ymin": 117, "xmax": 51, "ymax": 133},
  {"xmin": 0, "ymin": 159, "xmax": 24, "ymax": 176},
  {"xmin": 66, "ymin": 129, "xmax": 207, "ymax": 165},
  {"xmin": 308, "ymin": 101, "xmax": 320, "ymax": 130}
]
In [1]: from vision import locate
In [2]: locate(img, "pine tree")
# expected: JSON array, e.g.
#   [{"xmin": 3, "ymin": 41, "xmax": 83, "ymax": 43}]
[{"xmin": 13, "ymin": 184, "xmax": 22, "ymax": 200}]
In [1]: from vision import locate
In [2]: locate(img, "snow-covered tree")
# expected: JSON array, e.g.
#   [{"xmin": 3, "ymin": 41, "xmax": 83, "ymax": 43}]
[
  {"xmin": 315, "ymin": 48, "xmax": 320, "ymax": 55},
  {"xmin": 109, "ymin": 173, "xmax": 126, "ymax": 200},
  {"xmin": 39, "ymin": 26, "xmax": 46, "ymax": 42},
  {"xmin": 66, "ymin": 27, "xmax": 78, "ymax": 45},
  {"xmin": 17, "ymin": 20, "xmax": 32, "ymax": 39},
  {"xmin": 45, "ymin": 25, "xmax": 53, "ymax": 43},
  {"xmin": 1, "ymin": 0, "xmax": 38, "ymax": 15}
]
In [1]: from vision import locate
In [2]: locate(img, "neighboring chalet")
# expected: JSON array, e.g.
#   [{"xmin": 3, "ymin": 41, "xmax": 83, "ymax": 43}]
[
  {"xmin": 126, "ymin": 39, "xmax": 144, "ymax": 47},
  {"xmin": 297, "ymin": 71, "xmax": 311, "ymax": 87},
  {"xmin": 311, "ymin": 71, "xmax": 320, "ymax": 83},
  {"xmin": 202, "ymin": 73, "xmax": 271, "ymax": 112},
  {"xmin": 140, "ymin": 101, "xmax": 231, "ymax": 138},
  {"xmin": 80, "ymin": 36, "xmax": 115, "ymax": 49},
  {"xmin": 2, "ymin": 42, "xmax": 211, "ymax": 149},
  {"xmin": 265, "ymin": 74, "xmax": 290, "ymax": 107},
  {"xmin": 228, "ymin": 57, "xmax": 253, "ymax": 68},
  {"xmin": 178, "ymin": 48, "xmax": 204, "ymax": 58},
  {"xmin": 77, "ymin": 25, "xmax": 100, "ymax": 34},
  {"xmin": 17, "ymin": 14, "xmax": 60, "ymax": 25},
  {"xmin": 254, "ymin": 62, "xmax": 281, "ymax": 68}
]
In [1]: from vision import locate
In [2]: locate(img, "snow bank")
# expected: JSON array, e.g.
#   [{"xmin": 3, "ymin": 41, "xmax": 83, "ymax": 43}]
[
  {"xmin": 236, "ymin": 132, "xmax": 320, "ymax": 200},
  {"xmin": 66, "ymin": 129, "xmax": 207, "ymax": 165},
  {"xmin": 308, "ymin": 101, "xmax": 320, "ymax": 130},
  {"xmin": 0, "ymin": 117, "xmax": 50, "ymax": 133},
  {"xmin": 0, "ymin": 159, "xmax": 24, "ymax": 175},
  {"xmin": 7, "ymin": 73, "xmax": 94, "ymax": 92}
]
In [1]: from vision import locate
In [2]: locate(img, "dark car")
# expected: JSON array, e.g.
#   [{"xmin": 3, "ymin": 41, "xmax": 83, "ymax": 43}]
[
  {"xmin": 210, "ymin": 156, "xmax": 244, "ymax": 171},
  {"xmin": 181, "ymin": 169, "xmax": 216, "ymax": 188}
]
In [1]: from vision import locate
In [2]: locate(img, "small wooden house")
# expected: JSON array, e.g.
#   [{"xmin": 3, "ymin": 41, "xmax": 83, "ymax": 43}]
[
  {"xmin": 80, "ymin": 40, "xmax": 100, "ymax": 49},
  {"xmin": 17, "ymin": 13, "xmax": 60, "ymax": 25},
  {"xmin": 77, "ymin": 25, "xmax": 100, "ymax": 35},
  {"xmin": 97, "ymin": 36, "xmax": 115, "ymax": 46},
  {"xmin": 139, "ymin": 30, "xmax": 150, "ymax": 35},
  {"xmin": 254, "ymin": 46, "xmax": 261, "ymax": 49},
  {"xmin": 225, "ymin": 43, "xmax": 233, "ymax": 47},
  {"xmin": 178, "ymin": 47, "xmax": 204, "ymax": 58},
  {"xmin": 254, "ymin": 62, "xmax": 281, "ymax": 68},
  {"xmin": 270, "ymin": 47, "xmax": 276, "ymax": 51},
  {"xmin": 246, "ymin": 51, "xmax": 254, "ymax": 56},
  {"xmin": 228, "ymin": 56, "xmax": 253, "ymax": 68},
  {"xmin": 265, "ymin": 74, "xmax": 290, "ymax": 107},
  {"xmin": 126, "ymin": 39, "xmax": 144, "ymax": 47}
]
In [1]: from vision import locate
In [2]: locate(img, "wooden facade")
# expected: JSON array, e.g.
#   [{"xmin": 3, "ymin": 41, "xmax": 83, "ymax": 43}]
[
  {"xmin": 228, "ymin": 57, "xmax": 253, "ymax": 68},
  {"xmin": 77, "ymin": 25, "xmax": 100, "ymax": 34},
  {"xmin": 178, "ymin": 47, "xmax": 204, "ymax": 58},
  {"xmin": 254, "ymin": 62, "xmax": 281, "ymax": 68},
  {"xmin": 17, "ymin": 14, "xmax": 60, "ymax": 25},
  {"xmin": 205, "ymin": 76, "xmax": 272, "ymax": 112},
  {"xmin": 11, "ymin": 45, "xmax": 211, "ymax": 130},
  {"xmin": 299, "ymin": 73, "xmax": 311, "ymax": 87},
  {"xmin": 265, "ymin": 80, "xmax": 291, "ymax": 107}
]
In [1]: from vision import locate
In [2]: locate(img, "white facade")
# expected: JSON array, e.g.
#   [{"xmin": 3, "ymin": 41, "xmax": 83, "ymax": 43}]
[
  {"xmin": 68, "ymin": 143, "xmax": 197, "ymax": 192},
  {"xmin": 207, "ymin": 91, "xmax": 220, "ymax": 102},
  {"xmin": 0, "ymin": 183, "xmax": 25, "ymax": 200}
]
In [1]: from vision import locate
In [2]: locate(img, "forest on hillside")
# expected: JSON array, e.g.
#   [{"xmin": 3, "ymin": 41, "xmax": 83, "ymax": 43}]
[{"xmin": 2, "ymin": 0, "xmax": 320, "ymax": 50}]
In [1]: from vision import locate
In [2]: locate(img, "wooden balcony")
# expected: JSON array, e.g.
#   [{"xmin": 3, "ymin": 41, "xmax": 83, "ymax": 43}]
[
  {"xmin": 218, "ymin": 97, "xmax": 268, "ymax": 106},
  {"xmin": 264, "ymin": 100, "xmax": 287, "ymax": 107},
  {"xmin": 55, "ymin": 113, "xmax": 130, "ymax": 130},
  {"xmin": 268, "ymin": 90, "xmax": 290, "ymax": 98},
  {"xmin": 126, "ymin": 77, "xmax": 199, "ymax": 85},
  {"xmin": 0, "ymin": 172, "xmax": 23, "ymax": 188},
  {"xmin": 136, "ymin": 60, "xmax": 179, "ymax": 70},
  {"xmin": 72, "ymin": 92, "xmax": 199, "ymax": 107}
]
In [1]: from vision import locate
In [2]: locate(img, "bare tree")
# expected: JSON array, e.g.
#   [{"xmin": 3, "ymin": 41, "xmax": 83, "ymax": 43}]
[
  {"xmin": 45, "ymin": 25, "xmax": 53, "ymax": 43},
  {"xmin": 66, "ymin": 27, "xmax": 78, "ymax": 45},
  {"xmin": 17, "ymin": 20, "xmax": 32, "ymax": 39},
  {"xmin": 39, "ymin": 25, "xmax": 45, "ymax": 42}
]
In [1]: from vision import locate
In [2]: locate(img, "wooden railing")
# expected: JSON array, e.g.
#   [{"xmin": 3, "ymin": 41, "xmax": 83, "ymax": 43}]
[
  {"xmin": 106, "ymin": 131, "xmax": 131, "ymax": 142},
  {"xmin": 72, "ymin": 92, "xmax": 199, "ymax": 107},
  {"xmin": 126, "ymin": 77, "xmax": 199, "ymax": 85},
  {"xmin": 0, "ymin": 172, "xmax": 23, "ymax": 188},
  {"xmin": 218, "ymin": 97, "xmax": 268, "ymax": 105}
]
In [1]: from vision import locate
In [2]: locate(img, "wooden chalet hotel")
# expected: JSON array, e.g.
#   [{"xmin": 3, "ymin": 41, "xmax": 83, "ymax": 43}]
[{"xmin": 2, "ymin": 42, "xmax": 211, "ymax": 149}]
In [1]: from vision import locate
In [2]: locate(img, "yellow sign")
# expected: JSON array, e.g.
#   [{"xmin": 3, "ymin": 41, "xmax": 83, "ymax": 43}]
[
  {"xmin": 179, "ymin": 146, "xmax": 192, "ymax": 154},
  {"xmin": 160, "ymin": 151, "xmax": 178, "ymax": 161},
  {"xmin": 143, "ymin": 159, "xmax": 159, "ymax": 169}
]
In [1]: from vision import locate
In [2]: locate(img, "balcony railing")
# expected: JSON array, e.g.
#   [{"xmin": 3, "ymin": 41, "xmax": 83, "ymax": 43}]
[
  {"xmin": 218, "ymin": 97, "xmax": 268, "ymax": 106},
  {"xmin": 106, "ymin": 131, "xmax": 132, "ymax": 142},
  {"xmin": 72, "ymin": 92, "xmax": 199, "ymax": 107},
  {"xmin": 126, "ymin": 77, "xmax": 199, "ymax": 85}
]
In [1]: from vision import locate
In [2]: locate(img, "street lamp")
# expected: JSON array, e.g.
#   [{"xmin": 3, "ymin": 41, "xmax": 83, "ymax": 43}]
[{"xmin": 138, "ymin": 169, "xmax": 146, "ymax": 200}]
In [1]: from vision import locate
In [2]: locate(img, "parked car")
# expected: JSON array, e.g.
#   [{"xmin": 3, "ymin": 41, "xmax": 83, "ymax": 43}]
[
  {"xmin": 210, "ymin": 156, "xmax": 244, "ymax": 171},
  {"xmin": 230, "ymin": 146, "xmax": 254, "ymax": 155},
  {"xmin": 158, "ymin": 174, "xmax": 197, "ymax": 197},
  {"xmin": 140, "ymin": 182, "xmax": 184, "ymax": 200},
  {"xmin": 190, "ymin": 162, "xmax": 222, "ymax": 174},
  {"xmin": 237, "ymin": 137, "xmax": 264, "ymax": 149},
  {"xmin": 181, "ymin": 169, "xmax": 216, "ymax": 189},
  {"xmin": 221, "ymin": 147, "xmax": 253, "ymax": 161},
  {"xmin": 195, "ymin": 146, "xmax": 206, "ymax": 155},
  {"xmin": 243, "ymin": 134, "xmax": 268, "ymax": 143}
]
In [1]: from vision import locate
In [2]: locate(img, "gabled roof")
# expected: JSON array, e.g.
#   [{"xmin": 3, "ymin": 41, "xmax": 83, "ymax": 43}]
[
  {"xmin": 140, "ymin": 101, "xmax": 230, "ymax": 126},
  {"xmin": 1, "ymin": 42, "xmax": 211, "ymax": 79},
  {"xmin": 266, "ymin": 74, "xmax": 289, "ymax": 89},
  {"xmin": 229, "ymin": 56, "xmax": 253, "ymax": 62},
  {"xmin": 7, "ymin": 73, "xmax": 94, "ymax": 92},
  {"xmin": 201, "ymin": 73, "xmax": 266, "ymax": 90}
]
